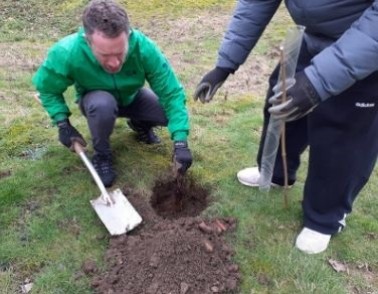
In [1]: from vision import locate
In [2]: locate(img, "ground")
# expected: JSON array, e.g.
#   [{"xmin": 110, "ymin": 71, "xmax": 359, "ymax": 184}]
[{"xmin": 84, "ymin": 176, "xmax": 240, "ymax": 294}]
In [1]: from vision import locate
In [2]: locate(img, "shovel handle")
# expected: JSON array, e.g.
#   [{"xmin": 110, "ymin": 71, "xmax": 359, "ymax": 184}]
[
  {"xmin": 73, "ymin": 140, "xmax": 85, "ymax": 154},
  {"xmin": 73, "ymin": 142, "xmax": 112, "ymax": 205}
]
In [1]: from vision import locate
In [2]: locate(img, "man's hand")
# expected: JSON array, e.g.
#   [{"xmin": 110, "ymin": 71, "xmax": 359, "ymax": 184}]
[
  {"xmin": 268, "ymin": 71, "xmax": 321, "ymax": 121},
  {"xmin": 173, "ymin": 141, "xmax": 193, "ymax": 175},
  {"xmin": 57, "ymin": 119, "xmax": 87, "ymax": 150},
  {"xmin": 193, "ymin": 67, "xmax": 232, "ymax": 103}
]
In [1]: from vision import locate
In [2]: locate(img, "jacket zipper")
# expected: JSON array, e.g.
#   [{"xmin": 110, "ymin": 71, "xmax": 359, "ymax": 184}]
[{"xmin": 111, "ymin": 75, "xmax": 121, "ymax": 101}]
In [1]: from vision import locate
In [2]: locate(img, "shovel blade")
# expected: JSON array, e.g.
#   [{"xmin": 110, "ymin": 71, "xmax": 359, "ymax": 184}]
[{"xmin": 90, "ymin": 188, "xmax": 142, "ymax": 236}]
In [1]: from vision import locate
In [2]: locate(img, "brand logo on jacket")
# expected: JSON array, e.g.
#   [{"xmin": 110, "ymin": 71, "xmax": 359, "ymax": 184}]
[{"xmin": 355, "ymin": 102, "xmax": 375, "ymax": 108}]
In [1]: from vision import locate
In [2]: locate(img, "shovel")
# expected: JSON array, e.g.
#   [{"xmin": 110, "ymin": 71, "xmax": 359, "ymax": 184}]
[
  {"xmin": 172, "ymin": 160, "xmax": 186, "ymax": 207},
  {"xmin": 73, "ymin": 142, "xmax": 142, "ymax": 235}
]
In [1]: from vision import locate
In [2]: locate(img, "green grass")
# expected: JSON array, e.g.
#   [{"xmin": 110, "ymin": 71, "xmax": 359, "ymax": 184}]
[{"xmin": 0, "ymin": 1, "xmax": 377, "ymax": 293}]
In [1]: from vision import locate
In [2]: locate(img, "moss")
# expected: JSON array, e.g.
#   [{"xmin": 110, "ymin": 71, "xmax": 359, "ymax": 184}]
[{"xmin": 3, "ymin": 121, "xmax": 32, "ymax": 146}]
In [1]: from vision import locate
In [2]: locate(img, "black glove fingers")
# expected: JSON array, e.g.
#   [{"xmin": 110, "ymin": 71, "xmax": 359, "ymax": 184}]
[
  {"xmin": 174, "ymin": 157, "xmax": 189, "ymax": 174},
  {"xmin": 268, "ymin": 91, "xmax": 283, "ymax": 105},
  {"xmin": 207, "ymin": 81, "xmax": 224, "ymax": 102},
  {"xmin": 269, "ymin": 99, "xmax": 298, "ymax": 120},
  {"xmin": 71, "ymin": 136, "xmax": 87, "ymax": 147},
  {"xmin": 173, "ymin": 141, "xmax": 193, "ymax": 175},
  {"xmin": 268, "ymin": 99, "xmax": 292, "ymax": 114},
  {"xmin": 58, "ymin": 119, "xmax": 86, "ymax": 150},
  {"xmin": 194, "ymin": 82, "xmax": 212, "ymax": 103},
  {"xmin": 194, "ymin": 67, "xmax": 231, "ymax": 103},
  {"xmin": 285, "ymin": 105, "xmax": 316, "ymax": 122},
  {"xmin": 178, "ymin": 160, "xmax": 192, "ymax": 174},
  {"xmin": 268, "ymin": 72, "xmax": 321, "ymax": 121}
]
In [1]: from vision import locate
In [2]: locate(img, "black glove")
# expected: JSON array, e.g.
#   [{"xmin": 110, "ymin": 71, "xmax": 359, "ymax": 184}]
[
  {"xmin": 57, "ymin": 119, "xmax": 87, "ymax": 150},
  {"xmin": 268, "ymin": 71, "xmax": 321, "ymax": 121},
  {"xmin": 193, "ymin": 67, "xmax": 233, "ymax": 103},
  {"xmin": 173, "ymin": 141, "xmax": 193, "ymax": 175}
]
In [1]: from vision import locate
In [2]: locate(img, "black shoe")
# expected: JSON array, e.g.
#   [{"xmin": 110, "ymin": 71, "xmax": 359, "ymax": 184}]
[
  {"xmin": 92, "ymin": 154, "xmax": 116, "ymax": 187},
  {"xmin": 127, "ymin": 120, "xmax": 161, "ymax": 144}
]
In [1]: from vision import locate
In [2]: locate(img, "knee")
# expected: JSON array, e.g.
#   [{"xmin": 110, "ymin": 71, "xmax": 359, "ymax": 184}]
[
  {"xmin": 160, "ymin": 117, "xmax": 168, "ymax": 126},
  {"xmin": 83, "ymin": 91, "xmax": 117, "ymax": 117}
]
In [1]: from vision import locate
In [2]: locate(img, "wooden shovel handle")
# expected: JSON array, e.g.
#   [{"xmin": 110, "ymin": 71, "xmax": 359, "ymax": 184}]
[{"xmin": 73, "ymin": 141, "xmax": 85, "ymax": 155}]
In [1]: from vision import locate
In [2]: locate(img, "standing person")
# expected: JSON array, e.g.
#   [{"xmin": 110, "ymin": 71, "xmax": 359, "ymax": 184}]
[
  {"xmin": 194, "ymin": 0, "xmax": 378, "ymax": 254},
  {"xmin": 33, "ymin": 0, "xmax": 192, "ymax": 188}
]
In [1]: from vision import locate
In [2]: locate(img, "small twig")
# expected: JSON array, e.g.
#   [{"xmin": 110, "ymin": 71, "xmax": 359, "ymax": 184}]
[
  {"xmin": 223, "ymin": 90, "xmax": 228, "ymax": 101},
  {"xmin": 33, "ymin": 92, "xmax": 42, "ymax": 104},
  {"xmin": 279, "ymin": 47, "xmax": 289, "ymax": 208}
]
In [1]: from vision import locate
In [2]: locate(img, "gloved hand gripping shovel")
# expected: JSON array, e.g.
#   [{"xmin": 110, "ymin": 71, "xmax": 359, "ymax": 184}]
[{"xmin": 73, "ymin": 142, "xmax": 142, "ymax": 235}]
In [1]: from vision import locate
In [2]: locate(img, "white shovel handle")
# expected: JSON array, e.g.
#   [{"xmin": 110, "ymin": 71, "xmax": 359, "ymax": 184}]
[{"xmin": 73, "ymin": 142, "xmax": 112, "ymax": 205}]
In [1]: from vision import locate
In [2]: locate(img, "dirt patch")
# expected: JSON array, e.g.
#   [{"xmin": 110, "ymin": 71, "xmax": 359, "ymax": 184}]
[
  {"xmin": 0, "ymin": 169, "xmax": 11, "ymax": 180},
  {"xmin": 87, "ymin": 179, "xmax": 240, "ymax": 294}
]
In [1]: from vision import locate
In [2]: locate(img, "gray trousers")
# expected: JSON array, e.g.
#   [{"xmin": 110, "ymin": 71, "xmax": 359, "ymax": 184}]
[{"xmin": 79, "ymin": 88, "xmax": 168, "ymax": 156}]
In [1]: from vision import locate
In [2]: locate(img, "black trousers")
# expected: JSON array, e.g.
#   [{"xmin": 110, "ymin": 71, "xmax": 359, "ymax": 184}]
[
  {"xmin": 79, "ymin": 88, "xmax": 168, "ymax": 156},
  {"xmin": 257, "ymin": 42, "xmax": 378, "ymax": 234}
]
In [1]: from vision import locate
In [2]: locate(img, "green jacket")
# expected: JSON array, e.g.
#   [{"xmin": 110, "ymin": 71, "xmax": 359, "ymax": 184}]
[{"xmin": 32, "ymin": 28, "xmax": 189, "ymax": 141}]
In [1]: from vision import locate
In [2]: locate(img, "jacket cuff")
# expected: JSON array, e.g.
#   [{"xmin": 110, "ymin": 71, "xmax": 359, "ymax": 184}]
[
  {"xmin": 216, "ymin": 66, "xmax": 235, "ymax": 75},
  {"xmin": 304, "ymin": 67, "xmax": 330, "ymax": 101},
  {"xmin": 53, "ymin": 113, "xmax": 68, "ymax": 125},
  {"xmin": 216, "ymin": 60, "xmax": 238, "ymax": 74},
  {"xmin": 172, "ymin": 131, "xmax": 188, "ymax": 141}
]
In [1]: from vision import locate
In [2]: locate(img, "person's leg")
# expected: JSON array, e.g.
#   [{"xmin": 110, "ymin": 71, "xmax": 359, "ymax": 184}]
[
  {"xmin": 296, "ymin": 71, "xmax": 378, "ymax": 254},
  {"xmin": 303, "ymin": 71, "xmax": 378, "ymax": 234},
  {"xmin": 238, "ymin": 42, "xmax": 312, "ymax": 186},
  {"xmin": 119, "ymin": 88, "xmax": 168, "ymax": 144},
  {"xmin": 79, "ymin": 90, "xmax": 118, "ymax": 187}
]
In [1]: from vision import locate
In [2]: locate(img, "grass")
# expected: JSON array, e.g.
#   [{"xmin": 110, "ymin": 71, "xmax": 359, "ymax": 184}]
[{"xmin": 1, "ymin": 0, "xmax": 377, "ymax": 293}]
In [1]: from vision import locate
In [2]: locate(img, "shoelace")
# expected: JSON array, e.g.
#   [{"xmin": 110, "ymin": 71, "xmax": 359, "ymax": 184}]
[{"xmin": 93, "ymin": 158, "xmax": 113, "ymax": 175}]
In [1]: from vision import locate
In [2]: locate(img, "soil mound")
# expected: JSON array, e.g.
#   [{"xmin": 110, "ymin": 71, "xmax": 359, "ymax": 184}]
[{"xmin": 87, "ymin": 177, "xmax": 240, "ymax": 294}]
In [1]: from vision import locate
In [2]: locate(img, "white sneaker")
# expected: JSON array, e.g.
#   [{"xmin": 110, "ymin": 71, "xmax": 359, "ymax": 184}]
[
  {"xmin": 237, "ymin": 167, "xmax": 261, "ymax": 187},
  {"xmin": 236, "ymin": 167, "xmax": 292, "ymax": 188},
  {"xmin": 295, "ymin": 227, "xmax": 331, "ymax": 254}
]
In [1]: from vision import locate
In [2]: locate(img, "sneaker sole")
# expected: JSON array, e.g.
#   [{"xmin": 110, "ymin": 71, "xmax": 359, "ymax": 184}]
[
  {"xmin": 237, "ymin": 177, "xmax": 260, "ymax": 187},
  {"xmin": 237, "ymin": 177, "xmax": 293, "ymax": 189}
]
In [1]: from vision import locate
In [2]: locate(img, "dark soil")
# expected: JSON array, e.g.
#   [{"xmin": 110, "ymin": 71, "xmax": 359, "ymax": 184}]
[
  {"xmin": 0, "ymin": 169, "xmax": 11, "ymax": 180},
  {"xmin": 150, "ymin": 176, "xmax": 209, "ymax": 219},
  {"xmin": 87, "ymin": 176, "xmax": 240, "ymax": 294}
]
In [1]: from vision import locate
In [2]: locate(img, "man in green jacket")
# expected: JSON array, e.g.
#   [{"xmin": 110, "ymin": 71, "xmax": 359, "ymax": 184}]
[{"xmin": 33, "ymin": 0, "xmax": 192, "ymax": 187}]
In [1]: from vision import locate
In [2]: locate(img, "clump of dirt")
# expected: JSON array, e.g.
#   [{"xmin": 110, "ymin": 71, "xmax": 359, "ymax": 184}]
[
  {"xmin": 150, "ymin": 175, "xmax": 209, "ymax": 219},
  {"xmin": 88, "ymin": 178, "xmax": 240, "ymax": 294},
  {"xmin": 0, "ymin": 169, "xmax": 11, "ymax": 180}
]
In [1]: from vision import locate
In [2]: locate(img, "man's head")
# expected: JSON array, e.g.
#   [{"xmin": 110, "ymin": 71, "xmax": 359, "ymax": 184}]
[{"xmin": 83, "ymin": 0, "xmax": 130, "ymax": 73}]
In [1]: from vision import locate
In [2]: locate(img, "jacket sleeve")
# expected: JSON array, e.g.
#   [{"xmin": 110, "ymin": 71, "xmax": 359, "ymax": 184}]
[
  {"xmin": 141, "ymin": 35, "xmax": 189, "ymax": 142},
  {"xmin": 217, "ymin": 0, "xmax": 282, "ymax": 71},
  {"xmin": 305, "ymin": 1, "xmax": 378, "ymax": 101},
  {"xmin": 32, "ymin": 44, "xmax": 74, "ymax": 123}
]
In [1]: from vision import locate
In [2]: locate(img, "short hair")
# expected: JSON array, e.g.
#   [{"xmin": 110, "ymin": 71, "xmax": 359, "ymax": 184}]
[{"xmin": 82, "ymin": 0, "xmax": 129, "ymax": 38}]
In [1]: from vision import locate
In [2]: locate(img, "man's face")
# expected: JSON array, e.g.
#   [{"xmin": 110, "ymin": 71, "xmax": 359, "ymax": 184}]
[{"xmin": 87, "ymin": 30, "xmax": 128, "ymax": 74}]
